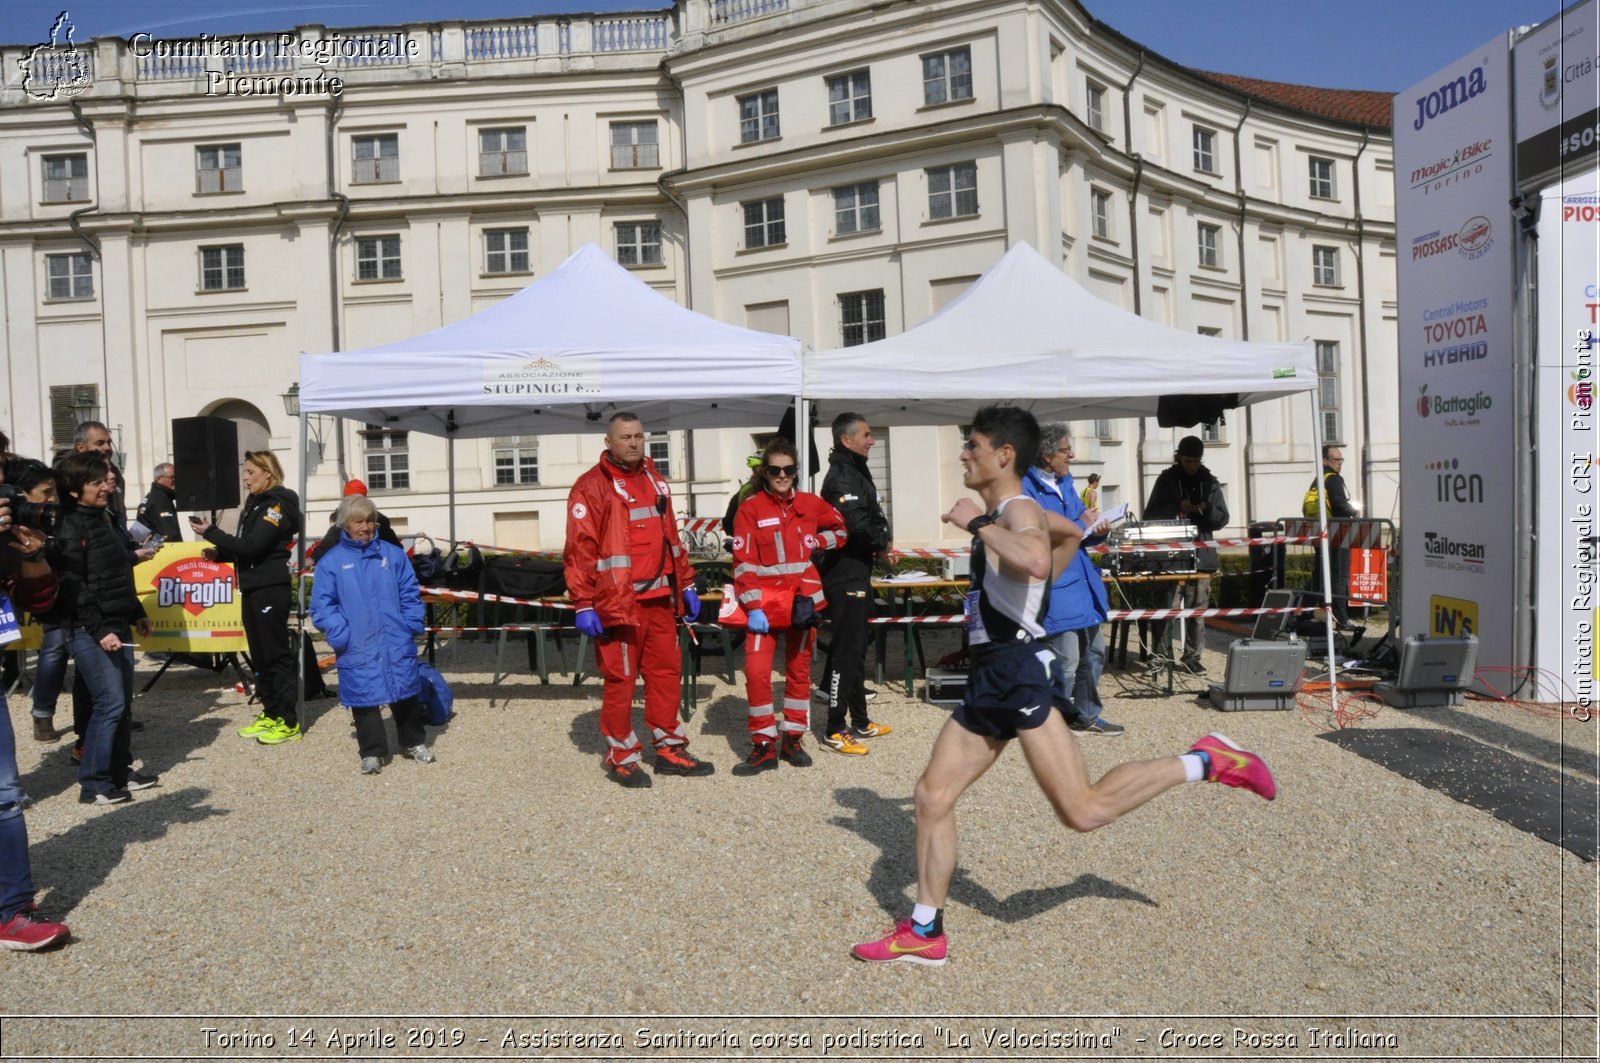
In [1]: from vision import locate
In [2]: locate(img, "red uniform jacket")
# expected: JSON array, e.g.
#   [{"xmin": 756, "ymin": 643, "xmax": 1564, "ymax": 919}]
[
  {"xmin": 563, "ymin": 452, "xmax": 693, "ymax": 628},
  {"xmin": 732, "ymin": 487, "xmax": 846, "ymax": 627}
]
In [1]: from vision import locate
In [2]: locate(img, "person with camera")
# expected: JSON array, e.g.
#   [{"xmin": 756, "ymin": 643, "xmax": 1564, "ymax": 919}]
[
  {"xmin": 0, "ymin": 486, "xmax": 73, "ymax": 948},
  {"xmin": 729, "ymin": 439, "xmax": 847, "ymax": 776},
  {"xmin": 191, "ymin": 450, "xmax": 303, "ymax": 745},
  {"xmin": 563, "ymin": 412, "xmax": 712, "ymax": 788},
  {"xmin": 1142, "ymin": 435, "xmax": 1229, "ymax": 675},
  {"xmin": 1, "ymin": 459, "xmax": 69, "ymax": 744},
  {"xmin": 52, "ymin": 453, "xmax": 158, "ymax": 805}
]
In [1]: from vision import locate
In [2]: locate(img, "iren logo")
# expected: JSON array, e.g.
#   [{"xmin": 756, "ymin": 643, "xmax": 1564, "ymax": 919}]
[{"xmin": 1425, "ymin": 458, "xmax": 1483, "ymax": 504}]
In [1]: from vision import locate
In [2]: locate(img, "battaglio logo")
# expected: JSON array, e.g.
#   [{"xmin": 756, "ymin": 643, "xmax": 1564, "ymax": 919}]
[
  {"xmin": 18, "ymin": 11, "xmax": 94, "ymax": 101},
  {"xmin": 1412, "ymin": 64, "xmax": 1487, "ymax": 131},
  {"xmin": 1415, "ymin": 384, "xmax": 1493, "ymax": 421},
  {"xmin": 153, "ymin": 557, "xmax": 236, "ymax": 616}
]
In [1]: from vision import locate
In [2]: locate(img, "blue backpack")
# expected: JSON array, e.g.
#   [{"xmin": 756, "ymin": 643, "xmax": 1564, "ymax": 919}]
[{"xmin": 417, "ymin": 661, "xmax": 454, "ymax": 726}]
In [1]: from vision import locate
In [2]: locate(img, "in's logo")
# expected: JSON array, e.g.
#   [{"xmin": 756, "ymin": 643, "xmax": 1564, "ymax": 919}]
[
  {"xmin": 1430, "ymin": 595, "xmax": 1478, "ymax": 638},
  {"xmin": 18, "ymin": 11, "xmax": 94, "ymax": 102}
]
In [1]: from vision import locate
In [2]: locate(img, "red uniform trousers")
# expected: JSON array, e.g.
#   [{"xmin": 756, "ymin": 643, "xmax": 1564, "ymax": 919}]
[
  {"xmin": 743, "ymin": 627, "xmax": 814, "ymax": 743},
  {"xmin": 597, "ymin": 596, "xmax": 686, "ymax": 766}
]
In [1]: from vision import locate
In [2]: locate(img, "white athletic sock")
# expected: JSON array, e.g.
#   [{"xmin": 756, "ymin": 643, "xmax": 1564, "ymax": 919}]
[
  {"xmin": 911, "ymin": 903, "xmax": 938, "ymax": 927},
  {"xmin": 1180, "ymin": 753, "xmax": 1207, "ymax": 783}
]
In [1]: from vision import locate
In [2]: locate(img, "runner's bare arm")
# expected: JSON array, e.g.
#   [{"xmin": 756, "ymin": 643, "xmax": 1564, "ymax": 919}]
[
  {"xmin": 943, "ymin": 496, "xmax": 1050, "ymax": 580},
  {"xmin": 1044, "ymin": 509, "xmax": 1084, "ymax": 582}
]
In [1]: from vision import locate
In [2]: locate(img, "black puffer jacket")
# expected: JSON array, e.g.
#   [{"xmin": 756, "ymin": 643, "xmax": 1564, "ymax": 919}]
[
  {"xmin": 52, "ymin": 505, "xmax": 147, "ymax": 639},
  {"xmin": 816, "ymin": 446, "xmax": 890, "ymax": 586},
  {"xmin": 204, "ymin": 485, "xmax": 302, "ymax": 592}
]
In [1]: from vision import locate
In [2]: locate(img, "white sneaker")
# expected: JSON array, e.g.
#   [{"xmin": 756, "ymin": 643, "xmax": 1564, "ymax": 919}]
[
  {"xmin": 405, "ymin": 744, "xmax": 435, "ymax": 764},
  {"xmin": 359, "ymin": 756, "xmax": 382, "ymax": 775}
]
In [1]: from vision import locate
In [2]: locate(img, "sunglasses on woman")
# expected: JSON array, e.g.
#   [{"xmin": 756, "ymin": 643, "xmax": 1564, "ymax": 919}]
[{"xmin": 764, "ymin": 464, "xmax": 798, "ymax": 477}]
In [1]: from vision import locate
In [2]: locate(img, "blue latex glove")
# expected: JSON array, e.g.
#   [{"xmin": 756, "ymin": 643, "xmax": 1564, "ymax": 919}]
[
  {"xmin": 575, "ymin": 609, "xmax": 605, "ymax": 639},
  {"xmin": 747, "ymin": 609, "xmax": 770, "ymax": 634},
  {"xmin": 682, "ymin": 587, "xmax": 701, "ymax": 617}
]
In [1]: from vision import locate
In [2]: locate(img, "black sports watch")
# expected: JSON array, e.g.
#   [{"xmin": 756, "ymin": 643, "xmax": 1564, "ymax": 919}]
[{"xmin": 966, "ymin": 513, "xmax": 997, "ymax": 536}]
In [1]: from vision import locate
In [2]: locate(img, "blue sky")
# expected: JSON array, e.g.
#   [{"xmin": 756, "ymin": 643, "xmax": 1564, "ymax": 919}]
[{"xmin": 0, "ymin": 0, "xmax": 1558, "ymax": 92}]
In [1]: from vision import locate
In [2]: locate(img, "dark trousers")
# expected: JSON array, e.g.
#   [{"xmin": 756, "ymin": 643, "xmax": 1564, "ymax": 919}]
[
  {"xmin": 822, "ymin": 579, "xmax": 872, "ymax": 734},
  {"xmin": 1312, "ymin": 545, "xmax": 1352, "ymax": 624},
  {"xmin": 65, "ymin": 626, "xmax": 133, "ymax": 797},
  {"xmin": 242, "ymin": 583, "xmax": 297, "ymax": 727},
  {"xmin": 350, "ymin": 698, "xmax": 424, "ymax": 760}
]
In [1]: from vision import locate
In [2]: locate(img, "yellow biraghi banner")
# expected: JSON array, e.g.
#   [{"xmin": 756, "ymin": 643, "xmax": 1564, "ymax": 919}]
[{"xmin": 134, "ymin": 543, "xmax": 249, "ymax": 652}]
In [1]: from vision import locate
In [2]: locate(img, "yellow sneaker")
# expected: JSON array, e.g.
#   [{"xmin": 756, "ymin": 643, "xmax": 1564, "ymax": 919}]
[
  {"xmin": 237, "ymin": 713, "xmax": 275, "ymax": 738},
  {"xmin": 255, "ymin": 719, "xmax": 303, "ymax": 745},
  {"xmin": 822, "ymin": 730, "xmax": 869, "ymax": 756}
]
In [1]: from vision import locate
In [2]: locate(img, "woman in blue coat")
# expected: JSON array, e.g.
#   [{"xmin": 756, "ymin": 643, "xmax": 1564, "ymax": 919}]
[{"xmin": 309, "ymin": 495, "xmax": 432, "ymax": 774}]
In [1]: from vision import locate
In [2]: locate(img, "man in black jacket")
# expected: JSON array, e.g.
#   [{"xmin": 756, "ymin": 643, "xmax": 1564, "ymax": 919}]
[
  {"xmin": 1143, "ymin": 435, "xmax": 1229, "ymax": 674},
  {"xmin": 1308, "ymin": 445, "xmax": 1358, "ymax": 627},
  {"xmin": 816, "ymin": 412, "xmax": 892, "ymax": 754},
  {"xmin": 135, "ymin": 463, "xmax": 182, "ymax": 544}
]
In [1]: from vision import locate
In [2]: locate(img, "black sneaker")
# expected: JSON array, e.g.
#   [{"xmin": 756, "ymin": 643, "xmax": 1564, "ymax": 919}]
[
  {"xmin": 779, "ymin": 735, "xmax": 813, "ymax": 767},
  {"xmin": 654, "ymin": 744, "xmax": 714, "ymax": 776},
  {"xmin": 78, "ymin": 789, "xmax": 132, "ymax": 806},
  {"xmin": 1068, "ymin": 717, "xmax": 1126, "ymax": 736},
  {"xmin": 605, "ymin": 760, "xmax": 654, "ymax": 789},
  {"xmin": 121, "ymin": 773, "xmax": 160, "ymax": 791},
  {"xmin": 731, "ymin": 741, "xmax": 779, "ymax": 776},
  {"xmin": 1181, "ymin": 658, "xmax": 1207, "ymax": 676}
]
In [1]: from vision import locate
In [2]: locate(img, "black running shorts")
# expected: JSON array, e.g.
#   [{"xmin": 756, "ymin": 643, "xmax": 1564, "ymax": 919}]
[{"xmin": 952, "ymin": 639, "xmax": 1056, "ymax": 741}]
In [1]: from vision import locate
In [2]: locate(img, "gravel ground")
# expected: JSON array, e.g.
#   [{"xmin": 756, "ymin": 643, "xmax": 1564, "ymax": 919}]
[{"xmin": 1, "ymin": 629, "xmax": 1596, "ymax": 1060}]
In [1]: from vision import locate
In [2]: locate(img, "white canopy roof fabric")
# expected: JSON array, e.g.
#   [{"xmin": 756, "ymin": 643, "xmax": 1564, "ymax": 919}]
[
  {"xmin": 804, "ymin": 242, "xmax": 1315, "ymax": 426},
  {"xmin": 299, "ymin": 243, "xmax": 802, "ymax": 437}
]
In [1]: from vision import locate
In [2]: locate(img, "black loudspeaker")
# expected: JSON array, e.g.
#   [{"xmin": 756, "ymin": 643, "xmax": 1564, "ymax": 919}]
[{"xmin": 172, "ymin": 416, "xmax": 240, "ymax": 512}]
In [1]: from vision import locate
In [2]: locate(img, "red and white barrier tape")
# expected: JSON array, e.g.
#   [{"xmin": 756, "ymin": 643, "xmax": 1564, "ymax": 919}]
[{"xmin": 420, "ymin": 586, "xmax": 578, "ymax": 611}]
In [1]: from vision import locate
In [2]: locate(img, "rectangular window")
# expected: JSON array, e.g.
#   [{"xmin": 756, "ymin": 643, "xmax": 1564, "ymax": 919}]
[
  {"xmin": 356, "ymin": 235, "xmax": 402, "ymax": 281},
  {"xmin": 1093, "ymin": 418, "xmax": 1114, "ymax": 441},
  {"xmin": 1309, "ymin": 155, "xmax": 1336, "ymax": 199},
  {"xmin": 478, "ymin": 127, "xmax": 528, "ymax": 177},
  {"xmin": 41, "ymin": 153, "xmax": 89, "ymax": 203},
  {"xmin": 1085, "ymin": 81, "xmax": 1105, "ymax": 131},
  {"xmin": 647, "ymin": 432, "xmax": 671, "ymax": 478},
  {"xmin": 199, "ymin": 244, "xmax": 246, "ymax": 291},
  {"xmin": 196, "ymin": 144, "xmax": 242, "ymax": 193},
  {"xmin": 609, "ymin": 121, "xmax": 658, "ymax": 169},
  {"xmin": 484, "ymin": 228, "xmax": 530, "ymax": 274},
  {"xmin": 50, "ymin": 384, "xmax": 98, "ymax": 452},
  {"xmin": 492, "ymin": 436, "xmax": 538, "ymax": 486},
  {"xmin": 1196, "ymin": 222, "xmax": 1220, "ymax": 268},
  {"xmin": 363, "ymin": 426, "xmax": 410, "ymax": 491},
  {"xmin": 1090, "ymin": 188, "xmax": 1111, "ymax": 239},
  {"xmin": 827, "ymin": 70, "xmax": 872, "ymax": 126},
  {"xmin": 840, "ymin": 289, "xmax": 886, "ymax": 347},
  {"xmin": 45, "ymin": 252, "xmax": 93, "ymax": 300},
  {"xmin": 1192, "ymin": 125, "xmax": 1216, "ymax": 173},
  {"xmin": 1202, "ymin": 422, "xmax": 1224, "ymax": 443},
  {"xmin": 738, "ymin": 89, "xmax": 780, "ymax": 144},
  {"xmin": 1316, "ymin": 340, "xmax": 1341, "ymax": 445},
  {"xmin": 927, "ymin": 161, "xmax": 978, "ymax": 220},
  {"xmin": 1312, "ymin": 245, "xmax": 1340, "ymax": 286},
  {"xmin": 922, "ymin": 46, "xmax": 973, "ymax": 105},
  {"xmin": 833, "ymin": 180, "xmax": 880, "ymax": 235},
  {"xmin": 615, "ymin": 221, "xmax": 662, "ymax": 266},
  {"xmin": 352, "ymin": 133, "xmax": 400, "ymax": 184},
  {"xmin": 742, "ymin": 197, "xmax": 786, "ymax": 249}
]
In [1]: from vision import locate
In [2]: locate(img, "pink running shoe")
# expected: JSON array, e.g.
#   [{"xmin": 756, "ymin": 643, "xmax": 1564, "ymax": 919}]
[
  {"xmin": 851, "ymin": 919, "xmax": 947, "ymax": 966},
  {"xmin": 0, "ymin": 909, "xmax": 70, "ymax": 951},
  {"xmin": 1190, "ymin": 732, "xmax": 1277, "ymax": 801}
]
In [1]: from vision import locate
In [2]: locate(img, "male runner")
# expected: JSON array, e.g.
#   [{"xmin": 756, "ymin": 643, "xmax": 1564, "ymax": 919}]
[{"xmin": 852, "ymin": 406, "xmax": 1276, "ymax": 967}]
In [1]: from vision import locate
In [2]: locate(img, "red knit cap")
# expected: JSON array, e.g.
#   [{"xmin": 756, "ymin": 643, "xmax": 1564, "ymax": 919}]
[{"xmin": 342, "ymin": 479, "xmax": 368, "ymax": 496}]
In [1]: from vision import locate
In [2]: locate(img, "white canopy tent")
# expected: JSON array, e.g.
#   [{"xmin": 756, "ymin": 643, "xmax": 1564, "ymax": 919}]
[
  {"xmin": 299, "ymin": 242, "xmax": 802, "ymax": 437},
  {"xmin": 804, "ymin": 241, "xmax": 1314, "ymax": 425},
  {"xmin": 803, "ymin": 240, "xmax": 1341, "ymax": 690}
]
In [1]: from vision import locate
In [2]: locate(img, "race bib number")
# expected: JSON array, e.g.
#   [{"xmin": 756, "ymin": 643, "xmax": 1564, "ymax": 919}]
[
  {"xmin": 0, "ymin": 592, "xmax": 20, "ymax": 646},
  {"xmin": 963, "ymin": 589, "xmax": 990, "ymax": 646}
]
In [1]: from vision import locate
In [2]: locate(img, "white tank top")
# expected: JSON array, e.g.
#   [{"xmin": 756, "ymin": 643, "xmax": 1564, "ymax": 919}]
[{"xmin": 967, "ymin": 495, "xmax": 1048, "ymax": 644}]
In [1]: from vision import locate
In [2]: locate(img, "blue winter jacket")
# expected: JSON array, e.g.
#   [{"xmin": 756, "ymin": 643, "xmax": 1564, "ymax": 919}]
[
  {"xmin": 1022, "ymin": 466, "xmax": 1109, "ymax": 635},
  {"xmin": 309, "ymin": 532, "xmax": 424, "ymax": 708}
]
